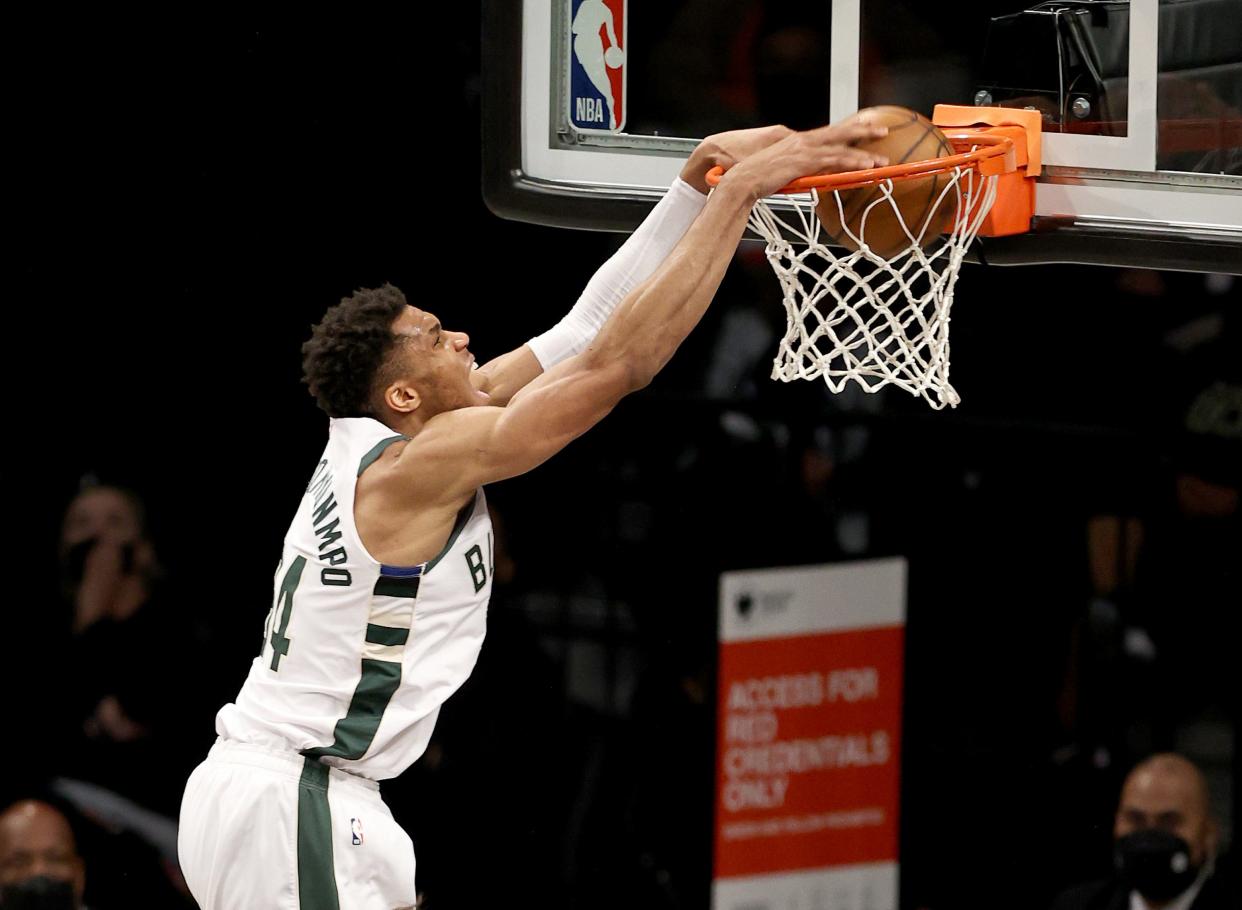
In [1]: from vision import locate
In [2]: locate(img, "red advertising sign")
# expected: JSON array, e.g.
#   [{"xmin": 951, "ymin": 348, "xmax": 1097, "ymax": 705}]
[{"xmin": 714, "ymin": 560, "xmax": 905, "ymax": 910}]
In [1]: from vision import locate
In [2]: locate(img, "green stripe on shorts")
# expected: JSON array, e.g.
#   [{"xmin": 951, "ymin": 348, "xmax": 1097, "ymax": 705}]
[{"xmin": 297, "ymin": 758, "xmax": 341, "ymax": 910}]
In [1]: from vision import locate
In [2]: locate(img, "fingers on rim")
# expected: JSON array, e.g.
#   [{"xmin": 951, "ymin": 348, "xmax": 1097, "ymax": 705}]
[{"xmin": 839, "ymin": 153, "xmax": 887, "ymax": 171}]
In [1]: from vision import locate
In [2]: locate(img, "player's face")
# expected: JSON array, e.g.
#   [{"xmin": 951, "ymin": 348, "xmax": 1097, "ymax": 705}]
[{"xmin": 392, "ymin": 306, "xmax": 482, "ymax": 411}]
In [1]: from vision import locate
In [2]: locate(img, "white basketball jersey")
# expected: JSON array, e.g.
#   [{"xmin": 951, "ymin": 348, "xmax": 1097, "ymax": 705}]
[{"xmin": 216, "ymin": 417, "xmax": 493, "ymax": 780}]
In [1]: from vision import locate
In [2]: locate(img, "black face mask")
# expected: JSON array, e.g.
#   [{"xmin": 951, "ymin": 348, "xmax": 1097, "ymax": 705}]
[
  {"xmin": 1115, "ymin": 829, "xmax": 1201, "ymax": 903},
  {"xmin": 0, "ymin": 875, "xmax": 76, "ymax": 910}
]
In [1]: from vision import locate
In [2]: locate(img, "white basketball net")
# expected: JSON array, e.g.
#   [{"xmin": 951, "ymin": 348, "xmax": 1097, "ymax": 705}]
[{"xmin": 747, "ymin": 164, "xmax": 998, "ymax": 409}]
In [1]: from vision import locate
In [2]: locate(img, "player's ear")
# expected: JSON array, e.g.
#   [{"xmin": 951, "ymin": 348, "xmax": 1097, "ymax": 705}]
[{"xmin": 383, "ymin": 381, "xmax": 421, "ymax": 415}]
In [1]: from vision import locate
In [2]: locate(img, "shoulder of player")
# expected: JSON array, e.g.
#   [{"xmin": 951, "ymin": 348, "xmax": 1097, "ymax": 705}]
[
  {"xmin": 409, "ymin": 404, "xmax": 507, "ymax": 458},
  {"xmin": 362, "ymin": 406, "xmax": 505, "ymax": 498}
]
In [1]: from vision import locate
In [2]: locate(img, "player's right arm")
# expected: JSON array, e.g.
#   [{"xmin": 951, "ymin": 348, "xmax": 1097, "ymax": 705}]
[
  {"xmin": 403, "ymin": 117, "xmax": 890, "ymax": 500},
  {"xmin": 468, "ymin": 124, "xmax": 865, "ymax": 407}
]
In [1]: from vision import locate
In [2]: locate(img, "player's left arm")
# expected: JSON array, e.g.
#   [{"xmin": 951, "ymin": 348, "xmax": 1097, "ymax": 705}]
[{"xmin": 468, "ymin": 126, "xmax": 796, "ymax": 406}]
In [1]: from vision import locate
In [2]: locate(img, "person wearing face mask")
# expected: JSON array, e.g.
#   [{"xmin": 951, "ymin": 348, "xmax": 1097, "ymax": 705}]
[
  {"xmin": 46, "ymin": 483, "xmax": 209, "ymax": 817},
  {"xmin": 1051, "ymin": 753, "xmax": 1234, "ymax": 910},
  {"xmin": 0, "ymin": 801, "xmax": 86, "ymax": 910}
]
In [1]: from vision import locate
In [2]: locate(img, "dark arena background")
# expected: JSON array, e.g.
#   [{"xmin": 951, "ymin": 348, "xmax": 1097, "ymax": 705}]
[{"xmin": 3, "ymin": 7, "xmax": 1238, "ymax": 910}]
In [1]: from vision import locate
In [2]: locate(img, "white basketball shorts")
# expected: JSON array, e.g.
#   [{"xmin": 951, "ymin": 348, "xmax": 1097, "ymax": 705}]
[{"xmin": 178, "ymin": 740, "xmax": 417, "ymax": 910}]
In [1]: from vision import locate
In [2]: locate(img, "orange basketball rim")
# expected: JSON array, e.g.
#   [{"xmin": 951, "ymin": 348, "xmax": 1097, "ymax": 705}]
[{"xmin": 707, "ymin": 105, "xmax": 1043, "ymax": 240}]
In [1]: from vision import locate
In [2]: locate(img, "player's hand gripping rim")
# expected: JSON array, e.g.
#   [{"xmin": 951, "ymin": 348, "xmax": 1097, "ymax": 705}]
[{"xmin": 716, "ymin": 113, "xmax": 890, "ymax": 202}]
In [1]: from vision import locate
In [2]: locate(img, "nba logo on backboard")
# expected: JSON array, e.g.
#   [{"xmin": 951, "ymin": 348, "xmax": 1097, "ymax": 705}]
[{"xmin": 568, "ymin": 0, "xmax": 626, "ymax": 132}]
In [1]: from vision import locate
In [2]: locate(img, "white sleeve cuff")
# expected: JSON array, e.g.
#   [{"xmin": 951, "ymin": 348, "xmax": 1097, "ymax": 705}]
[{"xmin": 527, "ymin": 175, "xmax": 708, "ymax": 370}]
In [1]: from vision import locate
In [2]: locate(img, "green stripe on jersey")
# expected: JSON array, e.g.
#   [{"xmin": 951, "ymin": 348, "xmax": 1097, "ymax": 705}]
[
  {"xmin": 297, "ymin": 759, "xmax": 341, "ymax": 910},
  {"xmin": 357, "ymin": 435, "xmax": 409, "ymax": 477},
  {"xmin": 303, "ymin": 659, "xmax": 402, "ymax": 761},
  {"xmin": 425, "ymin": 497, "xmax": 476, "ymax": 573},
  {"xmin": 365, "ymin": 623, "xmax": 409, "ymax": 647},
  {"xmin": 373, "ymin": 575, "xmax": 420, "ymax": 599}
]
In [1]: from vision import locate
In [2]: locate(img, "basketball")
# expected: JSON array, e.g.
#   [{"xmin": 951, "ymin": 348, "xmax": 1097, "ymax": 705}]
[
  {"xmin": 604, "ymin": 45, "xmax": 624, "ymax": 69},
  {"xmin": 817, "ymin": 106, "xmax": 957, "ymax": 258}
]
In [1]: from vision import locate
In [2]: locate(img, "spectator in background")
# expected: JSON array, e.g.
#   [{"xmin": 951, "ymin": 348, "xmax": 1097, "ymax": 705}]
[
  {"xmin": 1051, "ymin": 753, "xmax": 1233, "ymax": 910},
  {"xmin": 1051, "ymin": 277, "xmax": 1238, "ymax": 880},
  {"xmin": 0, "ymin": 800, "xmax": 85, "ymax": 910},
  {"xmin": 60, "ymin": 485, "xmax": 160, "ymax": 743},
  {"xmin": 0, "ymin": 484, "xmax": 204, "ymax": 909},
  {"xmin": 53, "ymin": 483, "xmax": 205, "ymax": 816}
]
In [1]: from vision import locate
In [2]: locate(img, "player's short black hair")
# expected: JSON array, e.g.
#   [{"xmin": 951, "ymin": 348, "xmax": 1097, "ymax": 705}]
[{"xmin": 302, "ymin": 284, "xmax": 410, "ymax": 418}]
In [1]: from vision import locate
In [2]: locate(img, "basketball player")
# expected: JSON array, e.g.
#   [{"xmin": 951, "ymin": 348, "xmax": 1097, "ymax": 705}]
[{"xmin": 177, "ymin": 115, "xmax": 888, "ymax": 909}]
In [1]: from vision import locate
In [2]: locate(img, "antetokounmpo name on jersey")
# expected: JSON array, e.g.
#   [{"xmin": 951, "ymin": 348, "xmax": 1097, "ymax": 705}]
[{"xmin": 306, "ymin": 459, "xmax": 353, "ymax": 587}]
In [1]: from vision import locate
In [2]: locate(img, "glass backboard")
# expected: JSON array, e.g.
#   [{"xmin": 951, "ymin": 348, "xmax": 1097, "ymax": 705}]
[{"xmin": 482, "ymin": 0, "xmax": 1241, "ymax": 272}]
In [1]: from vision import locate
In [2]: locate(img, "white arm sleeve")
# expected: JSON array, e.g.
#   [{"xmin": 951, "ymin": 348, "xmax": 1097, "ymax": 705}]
[{"xmin": 526, "ymin": 176, "xmax": 709, "ymax": 369}]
